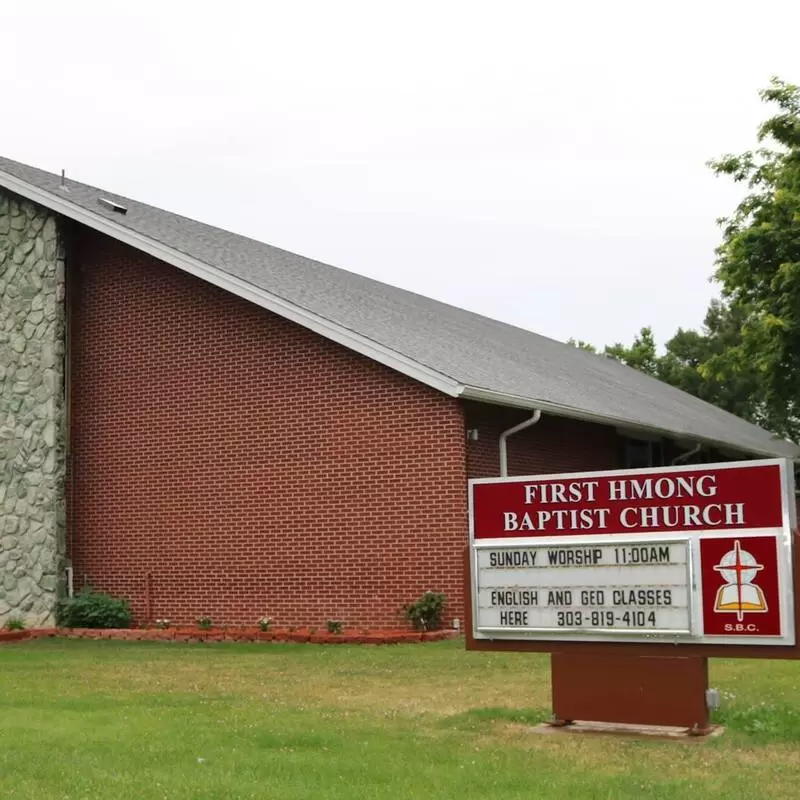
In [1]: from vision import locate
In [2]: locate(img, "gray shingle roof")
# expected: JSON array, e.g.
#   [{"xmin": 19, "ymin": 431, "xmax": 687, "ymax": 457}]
[{"xmin": 1, "ymin": 155, "xmax": 796, "ymax": 459}]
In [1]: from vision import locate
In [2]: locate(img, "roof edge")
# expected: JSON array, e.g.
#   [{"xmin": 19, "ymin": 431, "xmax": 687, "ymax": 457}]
[
  {"xmin": 5, "ymin": 164, "xmax": 796, "ymax": 462},
  {"xmin": 459, "ymin": 386, "xmax": 798, "ymax": 460},
  {"xmin": 0, "ymin": 168, "xmax": 464, "ymax": 399}
]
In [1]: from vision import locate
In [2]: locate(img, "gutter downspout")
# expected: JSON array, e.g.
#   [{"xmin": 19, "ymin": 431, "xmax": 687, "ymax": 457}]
[
  {"xmin": 499, "ymin": 410, "xmax": 542, "ymax": 477},
  {"xmin": 671, "ymin": 443, "xmax": 702, "ymax": 465}
]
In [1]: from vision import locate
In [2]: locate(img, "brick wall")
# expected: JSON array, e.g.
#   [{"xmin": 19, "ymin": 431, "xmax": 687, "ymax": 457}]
[
  {"xmin": 464, "ymin": 401, "xmax": 620, "ymax": 478},
  {"xmin": 67, "ymin": 226, "xmax": 467, "ymax": 629}
]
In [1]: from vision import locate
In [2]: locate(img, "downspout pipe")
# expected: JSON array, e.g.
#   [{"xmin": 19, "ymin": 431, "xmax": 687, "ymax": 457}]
[
  {"xmin": 499, "ymin": 410, "xmax": 542, "ymax": 477},
  {"xmin": 671, "ymin": 443, "xmax": 702, "ymax": 465}
]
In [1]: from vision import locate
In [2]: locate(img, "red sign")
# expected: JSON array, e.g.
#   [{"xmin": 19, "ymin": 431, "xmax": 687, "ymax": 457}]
[
  {"xmin": 699, "ymin": 536, "xmax": 782, "ymax": 637},
  {"xmin": 471, "ymin": 462, "xmax": 784, "ymax": 539},
  {"xmin": 469, "ymin": 458, "xmax": 795, "ymax": 649}
]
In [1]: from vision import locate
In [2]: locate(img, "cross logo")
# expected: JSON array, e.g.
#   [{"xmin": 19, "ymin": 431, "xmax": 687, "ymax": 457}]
[{"xmin": 713, "ymin": 539, "xmax": 768, "ymax": 622}]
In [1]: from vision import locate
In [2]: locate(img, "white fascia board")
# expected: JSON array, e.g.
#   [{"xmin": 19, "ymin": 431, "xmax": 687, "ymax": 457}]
[
  {"xmin": 0, "ymin": 171, "xmax": 463, "ymax": 399},
  {"xmin": 459, "ymin": 385, "xmax": 797, "ymax": 460}
]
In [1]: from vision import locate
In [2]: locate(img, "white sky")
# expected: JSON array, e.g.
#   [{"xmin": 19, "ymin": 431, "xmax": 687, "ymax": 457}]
[{"xmin": 4, "ymin": 1, "xmax": 800, "ymax": 348}]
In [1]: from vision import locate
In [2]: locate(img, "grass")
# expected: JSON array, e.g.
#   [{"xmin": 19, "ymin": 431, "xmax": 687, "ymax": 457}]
[{"xmin": 0, "ymin": 639, "xmax": 799, "ymax": 798}]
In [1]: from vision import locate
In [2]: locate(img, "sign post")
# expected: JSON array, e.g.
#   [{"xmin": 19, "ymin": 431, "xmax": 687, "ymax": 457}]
[{"xmin": 466, "ymin": 459, "xmax": 797, "ymax": 733}]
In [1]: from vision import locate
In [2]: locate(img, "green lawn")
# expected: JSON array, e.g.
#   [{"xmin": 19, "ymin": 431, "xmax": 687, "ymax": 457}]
[{"xmin": 1, "ymin": 639, "xmax": 800, "ymax": 799}]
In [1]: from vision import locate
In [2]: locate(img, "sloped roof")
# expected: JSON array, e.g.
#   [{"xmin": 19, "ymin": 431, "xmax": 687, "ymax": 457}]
[{"xmin": 1, "ymin": 155, "xmax": 796, "ymax": 459}]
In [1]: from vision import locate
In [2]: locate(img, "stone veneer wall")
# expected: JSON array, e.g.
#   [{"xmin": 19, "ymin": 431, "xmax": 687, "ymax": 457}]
[{"xmin": 0, "ymin": 190, "xmax": 66, "ymax": 626}]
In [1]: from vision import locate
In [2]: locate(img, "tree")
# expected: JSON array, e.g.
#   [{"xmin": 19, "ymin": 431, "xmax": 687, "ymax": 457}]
[
  {"xmin": 568, "ymin": 300, "xmax": 771, "ymax": 427},
  {"xmin": 566, "ymin": 338, "xmax": 597, "ymax": 353},
  {"xmin": 568, "ymin": 304, "xmax": 761, "ymax": 423},
  {"xmin": 661, "ymin": 301, "xmax": 761, "ymax": 423},
  {"xmin": 603, "ymin": 327, "xmax": 659, "ymax": 377},
  {"xmin": 706, "ymin": 77, "xmax": 800, "ymax": 439},
  {"xmin": 568, "ymin": 329, "xmax": 659, "ymax": 373},
  {"xmin": 569, "ymin": 78, "xmax": 800, "ymax": 440}
]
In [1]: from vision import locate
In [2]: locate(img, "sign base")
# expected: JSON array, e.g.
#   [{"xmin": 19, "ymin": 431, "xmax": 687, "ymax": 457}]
[
  {"xmin": 534, "ymin": 720, "xmax": 724, "ymax": 741},
  {"xmin": 550, "ymin": 653, "xmax": 710, "ymax": 732}
]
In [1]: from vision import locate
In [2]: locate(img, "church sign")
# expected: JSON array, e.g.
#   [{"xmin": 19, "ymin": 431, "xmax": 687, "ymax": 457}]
[{"xmin": 469, "ymin": 459, "xmax": 795, "ymax": 647}]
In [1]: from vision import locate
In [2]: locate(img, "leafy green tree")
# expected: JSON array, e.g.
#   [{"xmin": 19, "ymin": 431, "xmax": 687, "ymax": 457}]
[
  {"xmin": 566, "ymin": 338, "xmax": 597, "ymax": 353},
  {"xmin": 661, "ymin": 301, "xmax": 761, "ymax": 423},
  {"xmin": 570, "ymin": 305, "xmax": 762, "ymax": 426},
  {"xmin": 705, "ymin": 77, "xmax": 800, "ymax": 439},
  {"xmin": 603, "ymin": 327, "xmax": 659, "ymax": 377},
  {"xmin": 567, "ymin": 330, "xmax": 659, "ymax": 372},
  {"xmin": 570, "ymin": 78, "xmax": 800, "ymax": 440}
]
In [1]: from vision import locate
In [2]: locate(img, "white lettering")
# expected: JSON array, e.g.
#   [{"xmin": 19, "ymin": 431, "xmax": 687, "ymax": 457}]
[
  {"xmin": 640, "ymin": 506, "xmax": 659, "ymax": 527},
  {"xmin": 630, "ymin": 479, "xmax": 653, "ymax": 500},
  {"xmin": 519, "ymin": 512, "xmax": 535, "ymax": 531},
  {"xmin": 654, "ymin": 478, "xmax": 675, "ymax": 499},
  {"xmin": 606, "ymin": 473, "xmax": 719, "ymax": 505},
  {"xmin": 683, "ymin": 505, "xmax": 701, "ymax": 526},
  {"xmin": 503, "ymin": 512, "xmax": 519, "ymax": 531},
  {"xmin": 608, "ymin": 480, "xmax": 625, "ymax": 501},
  {"xmin": 662, "ymin": 506, "xmax": 679, "ymax": 527},
  {"xmin": 725, "ymin": 503, "xmax": 745, "ymax": 525},
  {"xmin": 701, "ymin": 504, "xmax": 722, "ymax": 526},
  {"xmin": 696, "ymin": 474, "xmax": 717, "ymax": 497},
  {"xmin": 620, "ymin": 507, "xmax": 637, "ymax": 528},
  {"xmin": 552, "ymin": 509, "xmax": 567, "ymax": 530},
  {"xmin": 536, "ymin": 511, "xmax": 551, "ymax": 529}
]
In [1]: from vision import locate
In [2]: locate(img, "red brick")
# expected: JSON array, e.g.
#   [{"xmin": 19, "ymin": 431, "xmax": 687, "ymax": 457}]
[
  {"xmin": 65, "ymin": 227, "xmax": 623, "ymax": 630},
  {"xmin": 66, "ymin": 227, "xmax": 468, "ymax": 629},
  {"xmin": 464, "ymin": 401, "xmax": 618, "ymax": 478}
]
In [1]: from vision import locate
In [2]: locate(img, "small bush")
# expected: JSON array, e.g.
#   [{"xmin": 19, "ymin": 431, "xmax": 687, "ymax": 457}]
[
  {"xmin": 56, "ymin": 588, "xmax": 132, "ymax": 629},
  {"xmin": 326, "ymin": 620, "xmax": 343, "ymax": 634},
  {"xmin": 257, "ymin": 616, "xmax": 272, "ymax": 632},
  {"xmin": 403, "ymin": 591, "xmax": 446, "ymax": 631},
  {"xmin": 3, "ymin": 617, "xmax": 25, "ymax": 631},
  {"xmin": 196, "ymin": 616, "xmax": 212, "ymax": 630},
  {"xmin": 154, "ymin": 619, "xmax": 171, "ymax": 630}
]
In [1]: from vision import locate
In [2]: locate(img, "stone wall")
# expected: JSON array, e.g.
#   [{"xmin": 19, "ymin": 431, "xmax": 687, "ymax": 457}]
[{"xmin": 0, "ymin": 191, "xmax": 66, "ymax": 626}]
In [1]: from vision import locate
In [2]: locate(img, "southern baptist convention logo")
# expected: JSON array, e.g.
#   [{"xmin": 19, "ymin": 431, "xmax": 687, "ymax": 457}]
[{"xmin": 713, "ymin": 539, "xmax": 768, "ymax": 621}]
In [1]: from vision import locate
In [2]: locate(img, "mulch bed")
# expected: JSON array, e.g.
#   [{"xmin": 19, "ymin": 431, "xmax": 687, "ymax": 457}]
[{"xmin": 0, "ymin": 627, "xmax": 459, "ymax": 645}]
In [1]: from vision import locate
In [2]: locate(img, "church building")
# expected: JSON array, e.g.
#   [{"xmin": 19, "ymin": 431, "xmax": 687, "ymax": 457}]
[{"xmin": 1, "ymin": 156, "xmax": 796, "ymax": 629}]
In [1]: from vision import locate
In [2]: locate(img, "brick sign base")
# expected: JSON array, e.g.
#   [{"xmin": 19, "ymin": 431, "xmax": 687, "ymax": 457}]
[{"xmin": 550, "ymin": 652, "xmax": 709, "ymax": 731}]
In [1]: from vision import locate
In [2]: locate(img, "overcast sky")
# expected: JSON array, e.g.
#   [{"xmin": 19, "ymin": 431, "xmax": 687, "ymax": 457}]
[{"xmin": 4, "ymin": 1, "xmax": 800, "ymax": 348}]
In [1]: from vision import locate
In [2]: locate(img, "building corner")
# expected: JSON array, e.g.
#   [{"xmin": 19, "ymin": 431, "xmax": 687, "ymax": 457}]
[{"xmin": 0, "ymin": 190, "xmax": 67, "ymax": 626}]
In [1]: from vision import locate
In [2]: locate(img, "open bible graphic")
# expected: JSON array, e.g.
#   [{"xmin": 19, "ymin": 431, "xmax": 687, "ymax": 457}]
[{"xmin": 713, "ymin": 539, "xmax": 768, "ymax": 621}]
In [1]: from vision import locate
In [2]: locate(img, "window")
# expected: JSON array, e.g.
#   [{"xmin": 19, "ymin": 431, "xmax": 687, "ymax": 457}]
[{"xmin": 622, "ymin": 438, "xmax": 663, "ymax": 469}]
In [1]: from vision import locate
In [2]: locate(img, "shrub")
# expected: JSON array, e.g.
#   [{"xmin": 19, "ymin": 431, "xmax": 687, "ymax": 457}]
[
  {"xmin": 196, "ymin": 616, "xmax": 212, "ymax": 630},
  {"xmin": 403, "ymin": 591, "xmax": 446, "ymax": 631},
  {"xmin": 154, "ymin": 619, "xmax": 171, "ymax": 630},
  {"xmin": 325, "ymin": 620, "xmax": 343, "ymax": 634},
  {"xmin": 56, "ymin": 588, "xmax": 132, "ymax": 629},
  {"xmin": 257, "ymin": 616, "xmax": 272, "ymax": 632},
  {"xmin": 3, "ymin": 617, "xmax": 25, "ymax": 631}
]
